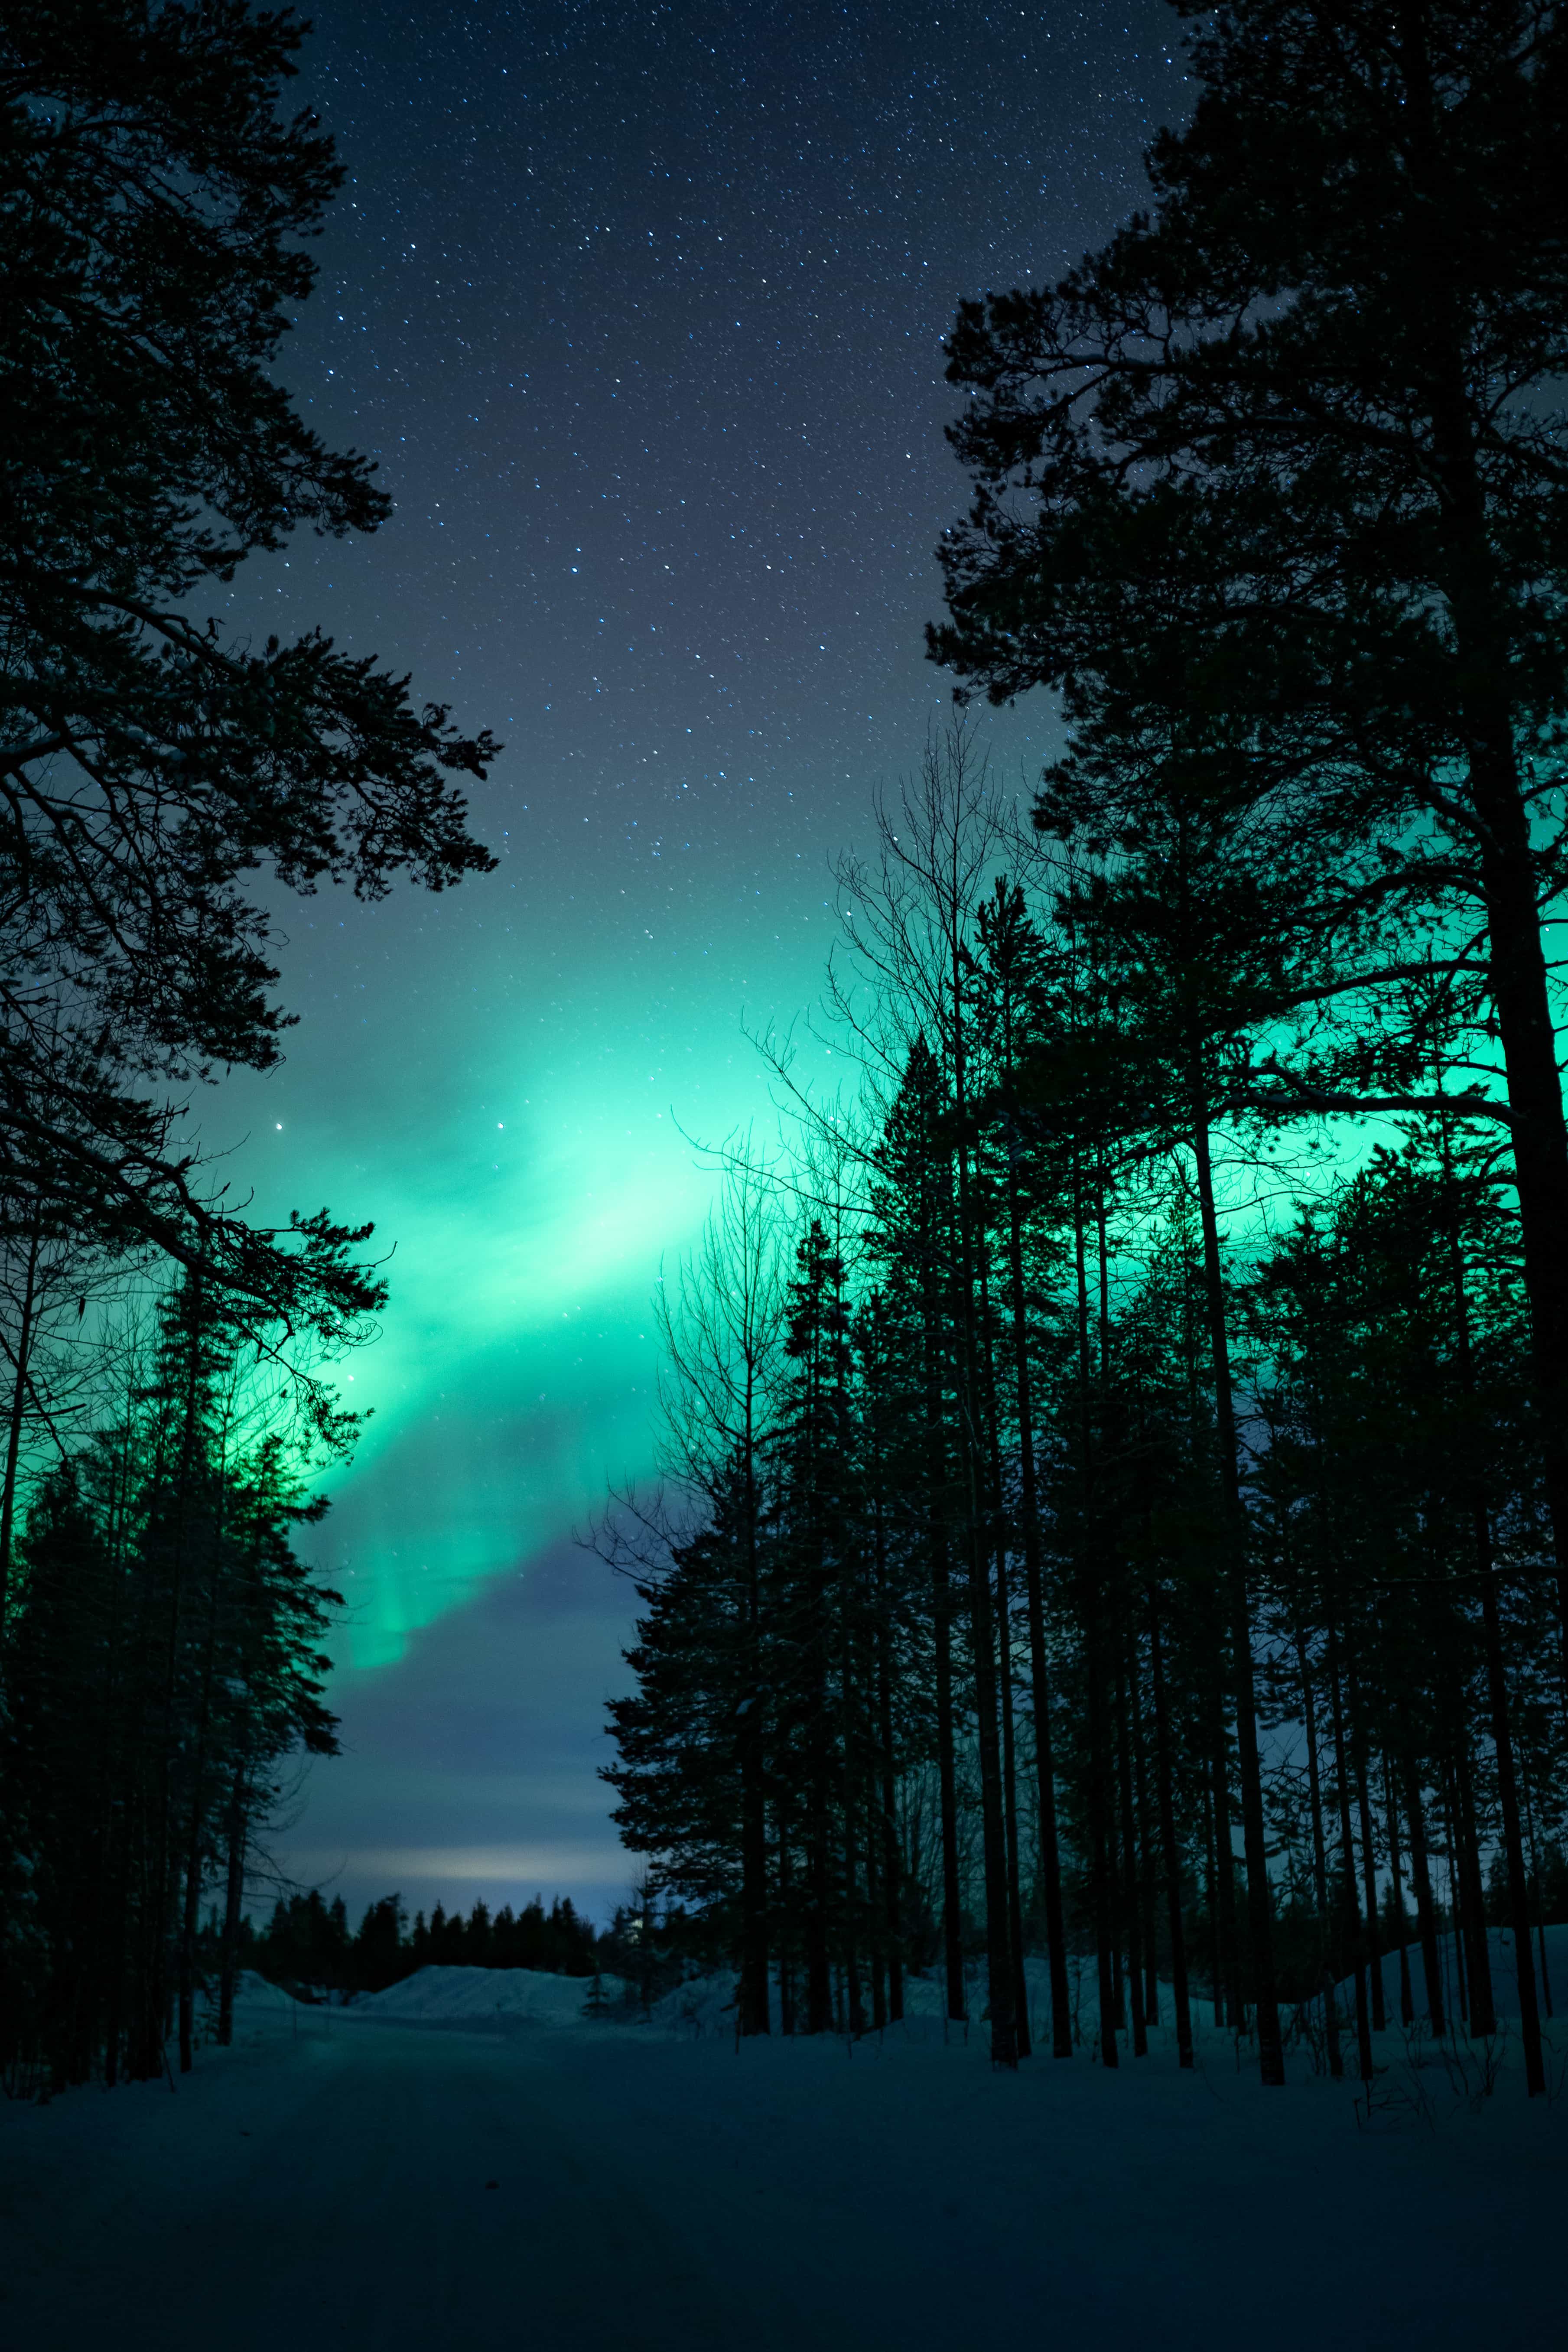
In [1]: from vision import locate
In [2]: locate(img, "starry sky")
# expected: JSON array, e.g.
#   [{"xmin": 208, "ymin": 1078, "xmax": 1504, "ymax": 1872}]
[{"xmin": 209, "ymin": 0, "xmax": 1189, "ymax": 1927}]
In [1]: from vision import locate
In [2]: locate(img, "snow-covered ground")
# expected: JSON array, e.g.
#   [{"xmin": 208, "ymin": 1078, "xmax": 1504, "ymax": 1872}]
[
  {"xmin": 346, "ymin": 1963, "xmax": 625, "ymax": 2026},
  {"xmin": 1362, "ymin": 1923, "xmax": 1567, "ymax": 2023},
  {"xmin": 2, "ymin": 1959, "xmax": 1564, "ymax": 2352}
]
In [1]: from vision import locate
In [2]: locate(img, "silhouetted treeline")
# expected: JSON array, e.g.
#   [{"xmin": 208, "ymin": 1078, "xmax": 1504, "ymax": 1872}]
[
  {"xmin": 607, "ymin": 726, "xmax": 1568, "ymax": 2098},
  {"xmin": 1, "ymin": 1283, "xmax": 341, "ymax": 2090},
  {"xmin": 233, "ymin": 1890, "xmax": 604, "ymax": 1996},
  {"xmin": 608, "ymin": 0, "xmax": 1568, "ymax": 2102},
  {"xmin": 0, "ymin": 4, "xmax": 493, "ymax": 2093}
]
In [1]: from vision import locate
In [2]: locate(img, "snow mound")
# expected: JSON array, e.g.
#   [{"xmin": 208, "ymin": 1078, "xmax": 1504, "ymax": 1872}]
[
  {"xmin": 231, "ymin": 1970, "xmax": 302, "ymax": 2010},
  {"xmin": 1341, "ymin": 1924, "xmax": 1568, "ymax": 2022},
  {"xmin": 651, "ymin": 1955, "xmax": 1174, "ymax": 2040},
  {"xmin": 651, "ymin": 1969, "xmax": 739, "ymax": 2035},
  {"xmin": 350, "ymin": 1965, "xmax": 622, "ymax": 2025}
]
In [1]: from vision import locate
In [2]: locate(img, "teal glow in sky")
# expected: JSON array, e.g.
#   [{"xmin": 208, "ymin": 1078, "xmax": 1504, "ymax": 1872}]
[{"xmin": 205, "ymin": 0, "xmax": 1181, "ymax": 1922}]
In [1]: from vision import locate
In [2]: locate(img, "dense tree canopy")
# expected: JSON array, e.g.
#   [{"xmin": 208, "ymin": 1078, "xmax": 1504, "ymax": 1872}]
[
  {"xmin": 0, "ymin": 0, "xmax": 497, "ymax": 1334},
  {"xmin": 0, "ymin": 2, "xmax": 498, "ymax": 2093}
]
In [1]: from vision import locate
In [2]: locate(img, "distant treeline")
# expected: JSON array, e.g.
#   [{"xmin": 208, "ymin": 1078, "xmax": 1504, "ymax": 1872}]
[{"xmin": 237, "ymin": 1890, "xmax": 607, "ymax": 1996}]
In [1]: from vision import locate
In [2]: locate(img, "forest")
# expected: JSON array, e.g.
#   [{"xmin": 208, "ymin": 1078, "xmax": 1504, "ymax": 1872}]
[
  {"xmin": 236, "ymin": 1889, "xmax": 606, "ymax": 1997},
  {"xmin": 5, "ymin": 0, "xmax": 1568, "ymax": 2122},
  {"xmin": 604, "ymin": 2, "xmax": 1568, "ymax": 2101},
  {"xmin": 0, "ymin": 1, "xmax": 495, "ymax": 2093}
]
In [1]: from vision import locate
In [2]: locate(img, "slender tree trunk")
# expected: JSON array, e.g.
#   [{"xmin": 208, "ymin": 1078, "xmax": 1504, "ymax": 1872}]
[
  {"xmin": 933, "ymin": 1532, "xmax": 966, "ymax": 2023},
  {"xmin": 738, "ymin": 1429, "xmax": 771, "ymax": 2037},
  {"xmin": 976, "ymin": 1228, "xmax": 1030, "ymax": 2058},
  {"xmin": 1204, "ymin": 1756, "xmax": 1224, "ymax": 2027},
  {"xmin": 1089, "ymin": 1636, "xmax": 1119, "ymax": 2072},
  {"xmin": 217, "ymin": 1774, "xmax": 247, "ymax": 2047},
  {"xmin": 839, "ymin": 1555, "xmax": 865, "ymax": 2040},
  {"xmin": 1075, "ymin": 1158, "xmax": 1119, "ymax": 2069},
  {"xmin": 1190, "ymin": 1101, "xmax": 1283, "ymax": 2085},
  {"xmin": 1521, "ymin": 1762, "xmax": 1555, "ymax": 2022},
  {"xmin": 876, "ymin": 1577, "xmax": 904, "ymax": 2024},
  {"xmin": 1117, "ymin": 1661, "xmax": 1148, "ymax": 2057},
  {"xmin": 1403, "ymin": 1762, "xmax": 1446, "ymax": 2034},
  {"xmin": 1442, "ymin": 1776, "xmax": 1469, "ymax": 2026},
  {"xmin": 996, "ymin": 1533, "xmax": 1031, "ymax": 2056},
  {"xmin": 1296, "ymin": 1625, "xmax": 1343, "ymax": 2079},
  {"xmin": 804, "ymin": 1770, "xmax": 833, "ymax": 2035},
  {"xmin": 1478, "ymin": 1561, "xmax": 1544, "ymax": 2092},
  {"xmin": 1131, "ymin": 1652, "xmax": 1160, "ymax": 2029},
  {"xmin": 865, "ymin": 1805, "xmax": 886, "ymax": 2032},
  {"xmin": 923, "ymin": 1260, "xmax": 966, "ymax": 2024},
  {"xmin": 1438, "ymin": 1140, "xmax": 1541, "ymax": 2084},
  {"xmin": 950, "ymin": 967, "xmax": 1015, "ymax": 2068},
  {"xmin": 1210, "ymin": 1727, "xmax": 1242, "ymax": 2031},
  {"xmin": 1347, "ymin": 1664, "xmax": 1386, "ymax": 2034},
  {"xmin": 776, "ymin": 1823, "xmax": 796, "ymax": 2035},
  {"xmin": 1451, "ymin": 1742, "xmax": 1496, "ymax": 2036},
  {"xmin": 1327, "ymin": 1632, "xmax": 1373, "ymax": 2084},
  {"xmin": 964, "ymin": 1502, "xmax": 1018, "ymax": 2066},
  {"xmin": 1004, "ymin": 1085, "xmax": 1070, "ymax": 2055},
  {"xmin": 738, "ymin": 1736, "xmax": 771, "ymax": 2035},
  {"xmin": 1384, "ymin": 1753, "xmax": 1415, "ymax": 2027},
  {"xmin": 0, "ymin": 1205, "xmax": 42, "ymax": 1628},
  {"xmin": 1409, "ymin": 264, "xmax": 1568, "ymax": 1708},
  {"xmin": 1148, "ymin": 1597, "xmax": 1193, "ymax": 2067},
  {"xmin": 178, "ymin": 1841, "xmax": 202, "ymax": 2075}
]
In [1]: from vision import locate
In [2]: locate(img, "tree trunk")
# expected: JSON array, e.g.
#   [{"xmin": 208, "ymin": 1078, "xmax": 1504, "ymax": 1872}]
[
  {"xmin": 1149, "ymin": 1597, "xmax": 1194, "ymax": 2067},
  {"xmin": 1005, "ymin": 1093, "xmax": 1071, "ymax": 2056},
  {"xmin": 1190, "ymin": 1102, "xmax": 1284, "ymax": 2085},
  {"xmin": 1209, "ymin": 1730, "xmax": 1240, "ymax": 2030},
  {"xmin": 1348, "ymin": 1665, "xmax": 1386, "ymax": 2034},
  {"xmin": 877, "ymin": 1601, "xmax": 904, "ymax": 2024},
  {"xmin": 217, "ymin": 1773, "xmax": 247, "ymax": 2047},
  {"xmin": 738, "ymin": 1441, "xmax": 771, "ymax": 2037},
  {"xmin": 777, "ymin": 1826, "xmax": 796, "ymax": 2036},
  {"xmin": 932, "ymin": 1532, "xmax": 966, "ymax": 2023},
  {"xmin": 924, "ymin": 1275, "xmax": 966, "ymax": 2023},
  {"xmin": 1478, "ymin": 1561, "xmax": 1544, "ymax": 2093},
  {"xmin": 1450, "ymin": 1743, "xmax": 1496, "ymax": 2037},
  {"xmin": 1088, "ymin": 1627, "xmax": 1119, "ymax": 2071},
  {"xmin": 1117, "ymin": 1661, "xmax": 1148, "ymax": 2057},
  {"xmin": 1383, "ymin": 1754, "xmax": 1415, "ymax": 2028},
  {"xmin": 1327, "ymin": 1632, "xmax": 1373, "ymax": 2084},
  {"xmin": 1418, "ymin": 312, "xmax": 1568, "ymax": 1710},
  {"xmin": 1131, "ymin": 1654, "xmax": 1160, "ymax": 2029},
  {"xmin": 0, "ymin": 1205, "xmax": 42, "ymax": 1627},
  {"xmin": 965, "ymin": 1505, "xmax": 1018, "ymax": 2067},
  {"xmin": 739, "ymin": 1737, "xmax": 771, "ymax": 2036},
  {"xmin": 1296, "ymin": 1625, "xmax": 1343, "ymax": 2079},
  {"xmin": 996, "ymin": 1533, "xmax": 1031, "ymax": 2056},
  {"xmin": 1402, "ymin": 1762, "xmax": 1446, "ymax": 2034}
]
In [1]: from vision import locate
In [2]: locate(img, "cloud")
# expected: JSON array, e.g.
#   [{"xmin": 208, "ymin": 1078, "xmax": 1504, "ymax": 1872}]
[{"xmin": 287, "ymin": 1844, "xmax": 624, "ymax": 1888}]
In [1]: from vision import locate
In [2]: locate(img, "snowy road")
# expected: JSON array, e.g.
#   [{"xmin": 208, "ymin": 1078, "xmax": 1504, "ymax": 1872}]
[{"xmin": 2, "ymin": 2006, "xmax": 1565, "ymax": 2351}]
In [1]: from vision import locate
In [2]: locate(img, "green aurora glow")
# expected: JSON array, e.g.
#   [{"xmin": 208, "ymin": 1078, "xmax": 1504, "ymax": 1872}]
[{"xmin": 212, "ymin": 856, "xmax": 856, "ymax": 1673}]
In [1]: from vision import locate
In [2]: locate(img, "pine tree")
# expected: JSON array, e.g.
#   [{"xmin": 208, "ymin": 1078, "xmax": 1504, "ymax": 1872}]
[{"xmin": 0, "ymin": 1, "xmax": 497, "ymax": 1337}]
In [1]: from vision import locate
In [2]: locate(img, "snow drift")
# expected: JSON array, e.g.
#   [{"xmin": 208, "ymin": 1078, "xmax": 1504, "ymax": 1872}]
[{"xmin": 348, "ymin": 1965, "xmax": 623, "ymax": 2025}]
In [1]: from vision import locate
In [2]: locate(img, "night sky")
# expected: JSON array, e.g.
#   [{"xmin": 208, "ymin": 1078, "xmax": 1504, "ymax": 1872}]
[{"xmin": 208, "ymin": 1, "xmax": 1187, "ymax": 1926}]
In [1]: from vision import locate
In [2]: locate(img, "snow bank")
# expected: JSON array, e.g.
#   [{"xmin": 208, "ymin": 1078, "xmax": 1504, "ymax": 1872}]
[
  {"xmin": 348, "ymin": 1965, "xmax": 624, "ymax": 2025},
  {"xmin": 651, "ymin": 1955, "xmax": 1095, "ymax": 2039},
  {"xmin": 231, "ymin": 1970, "xmax": 302, "ymax": 2011},
  {"xmin": 1344, "ymin": 1923, "xmax": 1568, "ymax": 2023},
  {"xmin": 195, "ymin": 1969, "xmax": 300, "ymax": 2014},
  {"xmin": 650, "ymin": 1969, "xmax": 739, "ymax": 2035}
]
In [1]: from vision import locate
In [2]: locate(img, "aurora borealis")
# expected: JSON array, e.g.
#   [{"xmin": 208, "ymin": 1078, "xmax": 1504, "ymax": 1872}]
[{"xmin": 209, "ymin": 1, "xmax": 1184, "ymax": 1921}]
